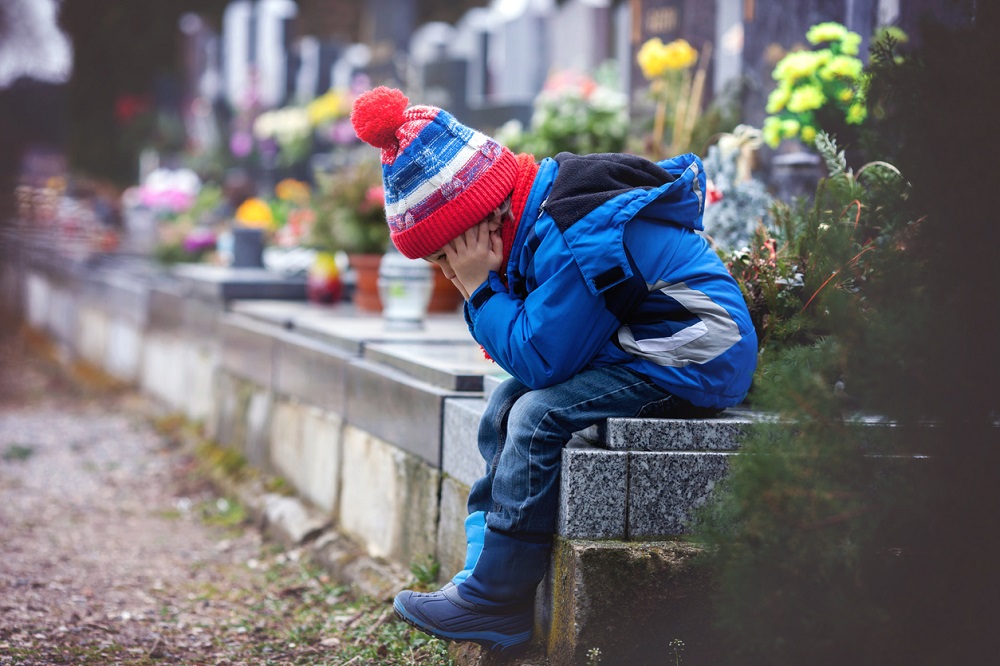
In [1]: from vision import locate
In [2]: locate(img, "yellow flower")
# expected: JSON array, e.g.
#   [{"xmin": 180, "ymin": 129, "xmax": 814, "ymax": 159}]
[
  {"xmin": 766, "ymin": 84, "xmax": 792, "ymax": 114},
  {"xmin": 820, "ymin": 55, "xmax": 863, "ymax": 81},
  {"xmin": 781, "ymin": 118, "xmax": 801, "ymax": 139},
  {"xmin": 662, "ymin": 39, "xmax": 698, "ymax": 70},
  {"xmin": 846, "ymin": 103, "xmax": 867, "ymax": 125},
  {"xmin": 275, "ymin": 178, "xmax": 311, "ymax": 204},
  {"xmin": 840, "ymin": 32, "xmax": 863, "ymax": 56},
  {"xmin": 234, "ymin": 198, "xmax": 275, "ymax": 229},
  {"xmin": 307, "ymin": 89, "xmax": 344, "ymax": 126},
  {"xmin": 637, "ymin": 38, "xmax": 667, "ymax": 79},
  {"xmin": 787, "ymin": 85, "xmax": 826, "ymax": 113},
  {"xmin": 773, "ymin": 51, "xmax": 824, "ymax": 84},
  {"xmin": 800, "ymin": 125, "xmax": 817, "ymax": 144},
  {"xmin": 838, "ymin": 88, "xmax": 854, "ymax": 102},
  {"xmin": 637, "ymin": 38, "xmax": 697, "ymax": 79},
  {"xmin": 762, "ymin": 117, "xmax": 783, "ymax": 148},
  {"xmin": 807, "ymin": 22, "xmax": 848, "ymax": 45}
]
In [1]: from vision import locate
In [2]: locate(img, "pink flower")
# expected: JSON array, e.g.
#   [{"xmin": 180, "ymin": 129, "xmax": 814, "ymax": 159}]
[{"xmin": 364, "ymin": 185, "xmax": 385, "ymax": 207}]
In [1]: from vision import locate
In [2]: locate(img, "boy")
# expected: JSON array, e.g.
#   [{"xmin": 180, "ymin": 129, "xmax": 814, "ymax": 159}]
[{"xmin": 351, "ymin": 87, "xmax": 757, "ymax": 653}]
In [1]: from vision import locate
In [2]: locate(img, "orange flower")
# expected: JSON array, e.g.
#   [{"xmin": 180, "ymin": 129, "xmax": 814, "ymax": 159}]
[{"xmin": 234, "ymin": 198, "xmax": 275, "ymax": 229}]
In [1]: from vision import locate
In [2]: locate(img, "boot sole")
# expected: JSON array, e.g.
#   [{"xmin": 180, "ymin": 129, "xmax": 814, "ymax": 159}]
[{"xmin": 392, "ymin": 596, "xmax": 532, "ymax": 654}]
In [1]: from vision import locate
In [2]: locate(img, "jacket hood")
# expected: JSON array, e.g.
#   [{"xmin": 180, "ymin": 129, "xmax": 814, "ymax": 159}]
[{"xmin": 547, "ymin": 152, "xmax": 705, "ymax": 232}]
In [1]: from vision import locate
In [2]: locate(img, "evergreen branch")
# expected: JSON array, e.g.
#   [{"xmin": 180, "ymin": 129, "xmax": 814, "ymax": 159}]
[
  {"xmin": 800, "ymin": 244, "xmax": 876, "ymax": 313},
  {"xmin": 815, "ymin": 132, "xmax": 847, "ymax": 177}
]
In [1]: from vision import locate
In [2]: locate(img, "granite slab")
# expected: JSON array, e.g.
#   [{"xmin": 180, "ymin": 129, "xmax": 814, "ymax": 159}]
[
  {"xmin": 363, "ymin": 342, "xmax": 501, "ymax": 391},
  {"xmin": 171, "ymin": 264, "xmax": 306, "ymax": 302},
  {"xmin": 558, "ymin": 443, "xmax": 629, "ymax": 539},
  {"xmin": 291, "ymin": 311, "xmax": 473, "ymax": 356},
  {"xmin": 345, "ymin": 357, "xmax": 468, "ymax": 467},
  {"xmin": 627, "ymin": 451, "xmax": 733, "ymax": 537},
  {"xmin": 442, "ymin": 397, "xmax": 488, "ymax": 487},
  {"xmin": 606, "ymin": 412, "xmax": 759, "ymax": 452},
  {"xmin": 218, "ymin": 313, "xmax": 280, "ymax": 388},
  {"xmin": 273, "ymin": 331, "xmax": 352, "ymax": 414}
]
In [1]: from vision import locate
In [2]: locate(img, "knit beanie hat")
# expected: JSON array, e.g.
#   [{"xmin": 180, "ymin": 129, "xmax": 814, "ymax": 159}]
[{"xmin": 350, "ymin": 87, "xmax": 518, "ymax": 259}]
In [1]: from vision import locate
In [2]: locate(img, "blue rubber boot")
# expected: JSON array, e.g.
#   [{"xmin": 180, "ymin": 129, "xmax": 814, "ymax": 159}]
[
  {"xmin": 393, "ymin": 528, "xmax": 551, "ymax": 653},
  {"xmin": 443, "ymin": 510, "xmax": 486, "ymax": 589}
]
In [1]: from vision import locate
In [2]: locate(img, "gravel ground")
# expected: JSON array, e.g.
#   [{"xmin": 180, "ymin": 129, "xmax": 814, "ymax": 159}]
[{"xmin": 0, "ymin": 330, "xmax": 452, "ymax": 666}]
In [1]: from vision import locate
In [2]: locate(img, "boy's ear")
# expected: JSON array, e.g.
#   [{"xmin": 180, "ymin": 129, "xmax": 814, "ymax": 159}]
[{"xmin": 487, "ymin": 218, "xmax": 503, "ymax": 232}]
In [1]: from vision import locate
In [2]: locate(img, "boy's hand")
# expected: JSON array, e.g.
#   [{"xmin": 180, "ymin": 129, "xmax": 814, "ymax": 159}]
[{"xmin": 444, "ymin": 220, "xmax": 503, "ymax": 297}]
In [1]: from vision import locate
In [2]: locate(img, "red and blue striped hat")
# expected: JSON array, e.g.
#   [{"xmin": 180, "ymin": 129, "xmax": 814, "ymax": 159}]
[{"xmin": 350, "ymin": 87, "xmax": 517, "ymax": 259}]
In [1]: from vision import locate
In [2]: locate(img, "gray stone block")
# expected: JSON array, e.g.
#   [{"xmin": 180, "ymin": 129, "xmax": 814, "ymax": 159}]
[
  {"xmin": 543, "ymin": 539, "xmax": 722, "ymax": 666},
  {"xmin": 557, "ymin": 444, "xmax": 628, "ymax": 539},
  {"xmin": 244, "ymin": 387, "xmax": 273, "ymax": 471},
  {"xmin": 105, "ymin": 318, "xmax": 143, "ymax": 382},
  {"xmin": 274, "ymin": 331, "xmax": 351, "ymax": 415},
  {"xmin": 436, "ymin": 476, "xmax": 473, "ymax": 584},
  {"xmin": 292, "ymin": 311, "xmax": 472, "ymax": 356},
  {"xmin": 482, "ymin": 374, "xmax": 507, "ymax": 402},
  {"xmin": 92, "ymin": 270, "xmax": 151, "ymax": 327},
  {"xmin": 606, "ymin": 414, "xmax": 756, "ymax": 451},
  {"xmin": 364, "ymin": 342, "xmax": 498, "ymax": 391},
  {"xmin": 442, "ymin": 397, "xmax": 487, "ymax": 487},
  {"xmin": 172, "ymin": 263, "xmax": 307, "ymax": 301},
  {"xmin": 148, "ymin": 285, "xmax": 185, "ymax": 332},
  {"xmin": 219, "ymin": 314, "xmax": 279, "ymax": 388},
  {"xmin": 628, "ymin": 451, "xmax": 732, "ymax": 537},
  {"xmin": 338, "ymin": 425, "xmax": 440, "ymax": 563},
  {"xmin": 48, "ymin": 285, "xmax": 78, "ymax": 349},
  {"xmin": 345, "ymin": 358, "xmax": 465, "ymax": 466},
  {"xmin": 181, "ymin": 296, "xmax": 222, "ymax": 338}
]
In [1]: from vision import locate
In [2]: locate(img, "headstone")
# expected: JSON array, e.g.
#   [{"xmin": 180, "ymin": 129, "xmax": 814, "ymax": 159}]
[
  {"xmin": 628, "ymin": 1, "xmax": 716, "ymax": 103},
  {"xmin": 550, "ymin": 0, "xmax": 612, "ymax": 75},
  {"xmin": 492, "ymin": 0, "xmax": 551, "ymax": 104}
]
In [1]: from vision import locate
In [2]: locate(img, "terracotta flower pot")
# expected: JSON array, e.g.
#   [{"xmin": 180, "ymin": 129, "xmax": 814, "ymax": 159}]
[
  {"xmin": 349, "ymin": 253, "xmax": 383, "ymax": 312},
  {"xmin": 427, "ymin": 265, "xmax": 465, "ymax": 313}
]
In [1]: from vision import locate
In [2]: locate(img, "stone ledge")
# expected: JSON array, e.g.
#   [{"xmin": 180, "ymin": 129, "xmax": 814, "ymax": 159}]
[
  {"xmin": 346, "ymin": 358, "xmax": 470, "ymax": 467},
  {"xmin": 605, "ymin": 411, "xmax": 757, "ymax": 451},
  {"xmin": 219, "ymin": 313, "xmax": 281, "ymax": 388},
  {"xmin": 273, "ymin": 331, "xmax": 352, "ymax": 415}
]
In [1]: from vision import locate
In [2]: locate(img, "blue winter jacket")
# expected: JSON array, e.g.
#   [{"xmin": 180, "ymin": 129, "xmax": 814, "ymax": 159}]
[{"xmin": 465, "ymin": 152, "xmax": 757, "ymax": 409}]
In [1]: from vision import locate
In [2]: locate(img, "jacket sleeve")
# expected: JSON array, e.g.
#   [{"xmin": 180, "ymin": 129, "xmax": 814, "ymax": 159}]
[{"xmin": 464, "ymin": 230, "xmax": 626, "ymax": 389}]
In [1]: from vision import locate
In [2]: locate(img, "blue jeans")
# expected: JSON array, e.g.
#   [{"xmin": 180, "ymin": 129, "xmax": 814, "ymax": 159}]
[{"xmin": 467, "ymin": 365, "xmax": 681, "ymax": 535}]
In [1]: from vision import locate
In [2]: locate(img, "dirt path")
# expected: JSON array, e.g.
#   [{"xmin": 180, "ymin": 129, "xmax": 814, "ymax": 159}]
[{"xmin": 0, "ymin": 331, "xmax": 451, "ymax": 666}]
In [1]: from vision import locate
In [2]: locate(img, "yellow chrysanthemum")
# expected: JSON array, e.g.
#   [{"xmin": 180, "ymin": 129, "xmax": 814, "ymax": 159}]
[
  {"xmin": 840, "ymin": 32, "xmax": 863, "ymax": 56},
  {"xmin": 235, "ymin": 198, "xmax": 275, "ymax": 229},
  {"xmin": 838, "ymin": 88, "xmax": 854, "ymax": 102},
  {"xmin": 773, "ymin": 51, "xmax": 825, "ymax": 83},
  {"xmin": 820, "ymin": 55, "xmax": 864, "ymax": 81},
  {"xmin": 307, "ymin": 89, "xmax": 344, "ymax": 126},
  {"xmin": 846, "ymin": 103, "xmax": 867, "ymax": 125},
  {"xmin": 766, "ymin": 84, "xmax": 792, "ymax": 114},
  {"xmin": 787, "ymin": 85, "xmax": 826, "ymax": 113},
  {"xmin": 800, "ymin": 125, "xmax": 817, "ymax": 144},
  {"xmin": 762, "ymin": 117, "xmax": 783, "ymax": 148},
  {"xmin": 781, "ymin": 118, "xmax": 802, "ymax": 139},
  {"xmin": 806, "ymin": 22, "xmax": 848, "ymax": 45},
  {"xmin": 275, "ymin": 178, "xmax": 311, "ymax": 204}
]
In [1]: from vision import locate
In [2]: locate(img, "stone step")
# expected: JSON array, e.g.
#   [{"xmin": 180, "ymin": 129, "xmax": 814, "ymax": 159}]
[{"xmin": 441, "ymin": 394, "xmax": 744, "ymax": 539}]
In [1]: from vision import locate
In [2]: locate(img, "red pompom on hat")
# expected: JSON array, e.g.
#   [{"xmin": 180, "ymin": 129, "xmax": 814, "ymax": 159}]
[
  {"xmin": 350, "ymin": 86, "xmax": 409, "ymax": 152},
  {"xmin": 349, "ymin": 87, "xmax": 518, "ymax": 260}
]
